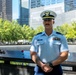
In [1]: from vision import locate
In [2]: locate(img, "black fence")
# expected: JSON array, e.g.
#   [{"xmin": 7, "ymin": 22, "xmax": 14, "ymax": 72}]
[
  {"xmin": 0, "ymin": 46, "xmax": 76, "ymax": 75},
  {"xmin": 0, "ymin": 57, "xmax": 76, "ymax": 75},
  {"xmin": 0, "ymin": 64, "xmax": 34, "ymax": 75},
  {"xmin": 0, "ymin": 57, "xmax": 34, "ymax": 75}
]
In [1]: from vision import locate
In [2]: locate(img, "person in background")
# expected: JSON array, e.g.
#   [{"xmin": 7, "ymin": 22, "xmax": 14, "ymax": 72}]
[{"xmin": 30, "ymin": 10, "xmax": 69, "ymax": 75}]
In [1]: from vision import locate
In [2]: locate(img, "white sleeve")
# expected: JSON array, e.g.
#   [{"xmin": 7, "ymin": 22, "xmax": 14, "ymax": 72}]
[
  {"xmin": 30, "ymin": 36, "xmax": 37, "ymax": 52},
  {"xmin": 60, "ymin": 36, "xmax": 69, "ymax": 52}
]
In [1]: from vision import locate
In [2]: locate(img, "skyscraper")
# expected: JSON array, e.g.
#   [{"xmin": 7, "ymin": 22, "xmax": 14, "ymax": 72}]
[
  {"xmin": 29, "ymin": 0, "xmax": 64, "ymax": 28},
  {"xmin": 29, "ymin": 0, "xmax": 76, "ymax": 29},
  {"xmin": 0, "ymin": 0, "xmax": 12, "ymax": 21},
  {"xmin": 30, "ymin": 0, "xmax": 64, "ymax": 8},
  {"xmin": 65, "ymin": 0, "xmax": 76, "ymax": 12},
  {"xmin": 18, "ymin": 0, "xmax": 29, "ymax": 25},
  {"xmin": 30, "ymin": 0, "xmax": 76, "ymax": 12}
]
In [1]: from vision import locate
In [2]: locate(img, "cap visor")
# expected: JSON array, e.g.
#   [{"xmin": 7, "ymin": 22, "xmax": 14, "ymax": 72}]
[{"xmin": 43, "ymin": 18, "xmax": 54, "ymax": 20}]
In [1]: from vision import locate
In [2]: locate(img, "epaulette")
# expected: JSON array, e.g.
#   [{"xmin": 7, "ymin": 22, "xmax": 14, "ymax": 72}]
[
  {"xmin": 56, "ymin": 32, "xmax": 63, "ymax": 35},
  {"xmin": 36, "ymin": 32, "xmax": 42, "ymax": 35}
]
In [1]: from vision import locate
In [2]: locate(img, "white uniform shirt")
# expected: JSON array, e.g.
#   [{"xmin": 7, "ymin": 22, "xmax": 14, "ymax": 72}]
[{"xmin": 30, "ymin": 31, "xmax": 69, "ymax": 63}]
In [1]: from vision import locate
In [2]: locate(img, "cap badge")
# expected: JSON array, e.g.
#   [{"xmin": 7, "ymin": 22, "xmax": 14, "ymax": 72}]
[{"xmin": 45, "ymin": 12, "xmax": 50, "ymax": 16}]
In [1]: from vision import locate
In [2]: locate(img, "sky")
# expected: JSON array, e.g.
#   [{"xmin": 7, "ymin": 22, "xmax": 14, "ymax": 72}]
[{"xmin": 12, "ymin": 0, "xmax": 19, "ymax": 20}]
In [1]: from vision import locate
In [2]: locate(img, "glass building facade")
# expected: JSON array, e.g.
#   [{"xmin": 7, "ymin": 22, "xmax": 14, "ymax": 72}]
[
  {"xmin": 29, "ymin": 0, "xmax": 76, "ymax": 29},
  {"xmin": 65, "ymin": 0, "xmax": 76, "ymax": 12},
  {"xmin": 0, "ymin": 0, "xmax": 12, "ymax": 21},
  {"xmin": 18, "ymin": 0, "xmax": 29, "ymax": 25},
  {"xmin": 30, "ymin": 0, "xmax": 64, "ymax": 8},
  {"xmin": 30, "ymin": 0, "xmax": 76, "ymax": 12},
  {"xmin": 29, "ymin": 0, "xmax": 65, "ymax": 28}
]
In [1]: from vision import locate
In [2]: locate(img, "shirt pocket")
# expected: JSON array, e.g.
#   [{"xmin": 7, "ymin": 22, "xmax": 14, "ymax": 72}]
[
  {"xmin": 53, "ymin": 40, "xmax": 61, "ymax": 45},
  {"xmin": 52, "ymin": 41, "xmax": 61, "ymax": 52}
]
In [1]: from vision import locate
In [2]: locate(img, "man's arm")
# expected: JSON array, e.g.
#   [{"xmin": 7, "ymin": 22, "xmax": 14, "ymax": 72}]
[
  {"xmin": 30, "ymin": 51, "xmax": 44, "ymax": 67},
  {"xmin": 52, "ymin": 51, "xmax": 68, "ymax": 66},
  {"xmin": 30, "ymin": 51, "xmax": 53, "ymax": 72}
]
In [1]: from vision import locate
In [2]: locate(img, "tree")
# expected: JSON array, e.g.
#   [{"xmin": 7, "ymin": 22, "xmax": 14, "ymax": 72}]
[
  {"xmin": 21, "ymin": 25, "xmax": 36, "ymax": 41},
  {"xmin": 35, "ymin": 25, "xmax": 44, "ymax": 34},
  {"xmin": 54, "ymin": 23, "xmax": 69, "ymax": 35},
  {"xmin": 54, "ymin": 21, "xmax": 76, "ymax": 42}
]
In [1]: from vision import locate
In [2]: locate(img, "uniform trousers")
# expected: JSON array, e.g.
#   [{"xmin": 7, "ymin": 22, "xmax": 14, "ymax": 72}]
[{"xmin": 34, "ymin": 64, "xmax": 63, "ymax": 75}]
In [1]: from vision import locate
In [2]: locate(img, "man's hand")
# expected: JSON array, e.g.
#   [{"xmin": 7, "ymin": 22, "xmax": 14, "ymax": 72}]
[
  {"xmin": 41, "ymin": 63, "xmax": 53, "ymax": 72},
  {"xmin": 30, "ymin": 51, "xmax": 53, "ymax": 72}
]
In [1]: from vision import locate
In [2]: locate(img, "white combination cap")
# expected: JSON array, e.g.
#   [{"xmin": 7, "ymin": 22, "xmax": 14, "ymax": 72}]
[{"xmin": 40, "ymin": 10, "xmax": 57, "ymax": 20}]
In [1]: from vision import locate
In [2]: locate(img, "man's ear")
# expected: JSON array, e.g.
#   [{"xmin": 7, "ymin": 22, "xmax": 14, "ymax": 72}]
[{"xmin": 53, "ymin": 20, "xmax": 55, "ymax": 24}]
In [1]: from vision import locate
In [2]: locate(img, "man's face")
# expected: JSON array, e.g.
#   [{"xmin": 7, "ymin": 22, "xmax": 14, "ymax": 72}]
[{"xmin": 43, "ymin": 18, "xmax": 54, "ymax": 29}]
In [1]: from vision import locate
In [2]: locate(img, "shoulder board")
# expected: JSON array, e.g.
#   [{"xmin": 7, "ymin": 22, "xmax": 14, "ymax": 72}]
[
  {"xmin": 56, "ymin": 32, "xmax": 63, "ymax": 35},
  {"xmin": 36, "ymin": 32, "xmax": 42, "ymax": 35}
]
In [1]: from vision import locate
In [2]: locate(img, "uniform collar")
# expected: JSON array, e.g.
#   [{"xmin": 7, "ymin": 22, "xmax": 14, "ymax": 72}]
[{"xmin": 41, "ymin": 30, "xmax": 56, "ymax": 36}]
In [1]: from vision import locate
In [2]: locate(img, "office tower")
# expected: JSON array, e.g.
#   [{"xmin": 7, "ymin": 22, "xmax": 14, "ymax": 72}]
[
  {"xmin": 29, "ymin": 0, "xmax": 76, "ymax": 29},
  {"xmin": 29, "ymin": 0, "xmax": 64, "ymax": 28},
  {"xmin": 0, "ymin": 0, "xmax": 12, "ymax": 21},
  {"xmin": 65, "ymin": 0, "xmax": 76, "ymax": 12},
  {"xmin": 30, "ymin": 0, "xmax": 76, "ymax": 12},
  {"xmin": 18, "ymin": 0, "xmax": 29, "ymax": 25},
  {"xmin": 30, "ymin": 0, "xmax": 64, "ymax": 8}
]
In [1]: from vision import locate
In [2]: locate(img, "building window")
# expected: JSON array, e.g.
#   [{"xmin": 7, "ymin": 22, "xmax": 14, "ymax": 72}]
[
  {"xmin": 57, "ymin": 0, "xmax": 64, "ymax": 3},
  {"xmin": 41, "ymin": 0, "xmax": 45, "ymax": 6},
  {"xmin": 45, "ymin": 0, "xmax": 51, "ymax": 5},
  {"xmin": 51, "ymin": 0, "xmax": 56, "ymax": 4}
]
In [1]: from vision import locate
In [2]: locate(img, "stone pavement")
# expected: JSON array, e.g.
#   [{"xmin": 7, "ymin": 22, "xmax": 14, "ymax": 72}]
[{"xmin": 63, "ymin": 71, "xmax": 76, "ymax": 75}]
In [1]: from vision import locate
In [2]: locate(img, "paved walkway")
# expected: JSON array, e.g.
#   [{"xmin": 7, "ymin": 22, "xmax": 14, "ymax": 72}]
[{"xmin": 63, "ymin": 71, "xmax": 76, "ymax": 75}]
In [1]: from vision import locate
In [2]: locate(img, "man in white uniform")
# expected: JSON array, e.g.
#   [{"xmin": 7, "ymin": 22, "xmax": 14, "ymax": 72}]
[{"xmin": 30, "ymin": 10, "xmax": 69, "ymax": 75}]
